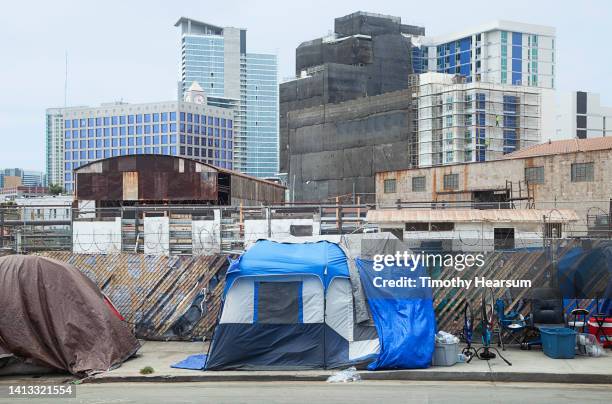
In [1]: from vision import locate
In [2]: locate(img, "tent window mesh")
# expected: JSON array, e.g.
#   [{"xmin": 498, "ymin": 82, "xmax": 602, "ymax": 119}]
[{"xmin": 256, "ymin": 281, "xmax": 300, "ymax": 324}]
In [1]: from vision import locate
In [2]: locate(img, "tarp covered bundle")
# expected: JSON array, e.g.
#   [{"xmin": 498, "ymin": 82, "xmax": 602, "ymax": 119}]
[
  {"xmin": 206, "ymin": 239, "xmax": 436, "ymax": 370},
  {"xmin": 0, "ymin": 255, "xmax": 140, "ymax": 376}
]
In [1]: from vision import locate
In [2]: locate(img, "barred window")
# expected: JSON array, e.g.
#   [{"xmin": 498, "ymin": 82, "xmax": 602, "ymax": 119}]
[
  {"xmin": 405, "ymin": 222, "xmax": 429, "ymax": 231},
  {"xmin": 412, "ymin": 176, "xmax": 426, "ymax": 192},
  {"xmin": 544, "ymin": 223, "xmax": 563, "ymax": 239},
  {"xmin": 383, "ymin": 179, "xmax": 396, "ymax": 193},
  {"xmin": 443, "ymin": 173, "xmax": 459, "ymax": 190},
  {"xmin": 571, "ymin": 162, "xmax": 594, "ymax": 182},
  {"xmin": 525, "ymin": 166, "xmax": 544, "ymax": 184},
  {"xmin": 431, "ymin": 222, "xmax": 455, "ymax": 231}
]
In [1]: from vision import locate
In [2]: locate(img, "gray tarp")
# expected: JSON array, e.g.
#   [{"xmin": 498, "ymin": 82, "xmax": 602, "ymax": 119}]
[
  {"xmin": 338, "ymin": 243, "xmax": 371, "ymax": 324},
  {"xmin": 340, "ymin": 233, "xmax": 413, "ymax": 324},
  {"xmin": 0, "ymin": 255, "xmax": 140, "ymax": 376}
]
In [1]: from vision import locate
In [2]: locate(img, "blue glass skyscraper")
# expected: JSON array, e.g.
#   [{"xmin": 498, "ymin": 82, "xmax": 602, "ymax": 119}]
[{"xmin": 176, "ymin": 17, "xmax": 279, "ymax": 178}]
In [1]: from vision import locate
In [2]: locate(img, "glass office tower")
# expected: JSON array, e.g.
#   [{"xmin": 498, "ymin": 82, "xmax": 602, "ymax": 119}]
[
  {"xmin": 245, "ymin": 53, "xmax": 278, "ymax": 178},
  {"xmin": 48, "ymin": 95, "xmax": 234, "ymax": 192},
  {"xmin": 176, "ymin": 17, "xmax": 279, "ymax": 178}
]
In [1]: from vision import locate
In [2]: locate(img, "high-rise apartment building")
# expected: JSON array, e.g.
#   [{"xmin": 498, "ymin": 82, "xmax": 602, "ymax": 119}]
[
  {"xmin": 46, "ymin": 83, "xmax": 235, "ymax": 191},
  {"xmin": 414, "ymin": 73, "xmax": 555, "ymax": 167},
  {"xmin": 554, "ymin": 91, "xmax": 612, "ymax": 140},
  {"xmin": 281, "ymin": 13, "xmax": 558, "ymax": 201},
  {"xmin": 410, "ymin": 20, "xmax": 555, "ymax": 89},
  {"xmin": 46, "ymin": 108, "xmax": 66, "ymax": 187},
  {"xmin": 406, "ymin": 21, "xmax": 556, "ymax": 166},
  {"xmin": 175, "ymin": 17, "xmax": 278, "ymax": 178}
]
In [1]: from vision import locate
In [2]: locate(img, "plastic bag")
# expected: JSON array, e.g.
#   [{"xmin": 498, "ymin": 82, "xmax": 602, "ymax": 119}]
[
  {"xmin": 436, "ymin": 331, "xmax": 460, "ymax": 344},
  {"xmin": 577, "ymin": 333, "xmax": 606, "ymax": 357},
  {"xmin": 326, "ymin": 367, "xmax": 361, "ymax": 383}
]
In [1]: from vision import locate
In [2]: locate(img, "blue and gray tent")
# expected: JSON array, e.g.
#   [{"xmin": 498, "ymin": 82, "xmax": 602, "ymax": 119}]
[{"xmin": 205, "ymin": 239, "xmax": 435, "ymax": 370}]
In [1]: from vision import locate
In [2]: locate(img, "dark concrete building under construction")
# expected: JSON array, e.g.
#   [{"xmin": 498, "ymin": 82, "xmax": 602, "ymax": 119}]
[{"xmin": 280, "ymin": 12, "xmax": 424, "ymax": 202}]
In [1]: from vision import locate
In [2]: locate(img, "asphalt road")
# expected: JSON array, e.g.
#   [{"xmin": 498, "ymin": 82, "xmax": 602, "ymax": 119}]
[{"xmin": 1, "ymin": 381, "xmax": 611, "ymax": 403}]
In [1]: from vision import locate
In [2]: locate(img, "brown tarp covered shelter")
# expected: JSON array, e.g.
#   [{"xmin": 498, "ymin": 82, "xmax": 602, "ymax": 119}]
[{"xmin": 0, "ymin": 255, "xmax": 140, "ymax": 376}]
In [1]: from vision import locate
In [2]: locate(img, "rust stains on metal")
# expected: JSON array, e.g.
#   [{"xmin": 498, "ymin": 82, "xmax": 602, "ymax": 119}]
[
  {"xmin": 122, "ymin": 172, "xmax": 139, "ymax": 200},
  {"xmin": 74, "ymin": 155, "xmax": 285, "ymax": 205},
  {"xmin": 463, "ymin": 164, "xmax": 469, "ymax": 194},
  {"xmin": 432, "ymin": 170, "xmax": 438, "ymax": 201}
]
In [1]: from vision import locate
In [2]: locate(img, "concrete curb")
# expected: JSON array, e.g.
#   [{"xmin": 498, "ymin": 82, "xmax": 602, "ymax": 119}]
[{"xmin": 82, "ymin": 371, "xmax": 612, "ymax": 385}]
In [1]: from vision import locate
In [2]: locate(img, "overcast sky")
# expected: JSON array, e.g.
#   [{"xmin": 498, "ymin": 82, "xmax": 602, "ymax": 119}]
[{"xmin": 1, "ymin": 0, "xmax": 610, "ymax": 171}]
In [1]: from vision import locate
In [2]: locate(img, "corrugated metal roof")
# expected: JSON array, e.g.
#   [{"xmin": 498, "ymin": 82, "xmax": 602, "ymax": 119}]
[
  {"xmin": 504, "ymin": 137, "xmax": 612, "ymax": 159},
  {"xmin": 75, "ymin": 154, "xmax": 285, "ymax": 189},
  {"xmin": 367, "ymin": 209, "xmax": 579, "ymax": 223}
]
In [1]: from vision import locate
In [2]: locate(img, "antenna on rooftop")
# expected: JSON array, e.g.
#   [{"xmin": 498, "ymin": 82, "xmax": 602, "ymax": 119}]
[{"xmin": 64, "ymin": 51, "xmax": 68, "ymax": 108}]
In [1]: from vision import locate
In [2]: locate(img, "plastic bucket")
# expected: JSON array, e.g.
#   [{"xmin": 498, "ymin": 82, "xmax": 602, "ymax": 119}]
[
  {"xmin": 432, "ymin": 342, "xmax": 458, "ymax": 366},
  {"xmin": 540, "ymin": 327, "xmax": 577, "ymax": 359}
]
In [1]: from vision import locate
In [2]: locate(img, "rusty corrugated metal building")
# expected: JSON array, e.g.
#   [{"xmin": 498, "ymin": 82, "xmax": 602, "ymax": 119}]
[{"xmin": 74, "ymin": 155, "xmax": 285, "ymax": 206}]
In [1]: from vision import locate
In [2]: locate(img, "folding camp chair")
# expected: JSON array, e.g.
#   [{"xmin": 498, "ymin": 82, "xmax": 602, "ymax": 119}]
[{"xmin": 495, "ymin": 298, "xmax": 528, "ymax": 349}]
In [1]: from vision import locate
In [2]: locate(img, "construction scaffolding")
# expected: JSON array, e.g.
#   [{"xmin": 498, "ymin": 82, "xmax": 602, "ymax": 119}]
[{"xmin": 411, "ymin": 73, "xmax": 543, "ymax": 167}]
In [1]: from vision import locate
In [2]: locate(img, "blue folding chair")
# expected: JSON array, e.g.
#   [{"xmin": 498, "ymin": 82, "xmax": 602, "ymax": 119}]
[{"xmin": 495, "ymin": 298, "xmax": 529, "ymax": 349}]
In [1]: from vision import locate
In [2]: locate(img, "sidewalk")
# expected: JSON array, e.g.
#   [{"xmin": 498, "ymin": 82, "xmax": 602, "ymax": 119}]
[{"xmin": 84, "ymin": 341, "xmax": 612, "ymax": 384}]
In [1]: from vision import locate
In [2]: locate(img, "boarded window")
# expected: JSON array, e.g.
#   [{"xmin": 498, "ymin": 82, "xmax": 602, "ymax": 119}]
[
  {"xmin": 443, "ymin": 174, "xmax": 459, "ymax": 190},
  {"xmin": 122, "ymin": 171, "xmax": 139, "ymax": 200},
  {"xmin": 256, "ymin": 281, "xmax": 301, "ymax": 324},
  {"xmin": 571, "ymin": 162, "xmax": 594, "ymax": 182},
  {"xmin": 290, "ymin": 225, "xmax": 313, "ymax": 237},
  {"xmin": 412, "ymin": 176, "xmax": 426, "ymax": 192},
  {"xmin": 383, "ymin": 179, "xmax": 397, "ymax": 193},
  {"xmin": 525, "ymin": 166, "xmax": 544, "ymax": 184}
]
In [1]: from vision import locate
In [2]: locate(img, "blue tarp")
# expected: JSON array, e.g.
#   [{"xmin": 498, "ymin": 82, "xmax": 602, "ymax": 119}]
[
  {"xmin": 557, "ymin": 243, "xmax": 612, "ymax": 315},
  {"xmin": 356, "ymin": 259, "xmax": 436, "ymax": 370},
  {"xmin": 171, "ymin": 354, "xmax": 207, "ymax": 370},
  {"xmin": 224, "ymin": 240, "xmax": 350, "ymax": 292}
]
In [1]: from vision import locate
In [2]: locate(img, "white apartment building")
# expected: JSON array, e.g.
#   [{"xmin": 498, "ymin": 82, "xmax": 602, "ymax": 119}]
[
  {"xmin": 411, "ymin": 20, "xmax": 555, "ymax": 89},
  {"xmin": 415, "ymin": 72, "xmax": 555, "ymax": 167},
  {"xmin": 553, "ymin": 91, "xmax": 612, "ymax": 141}
]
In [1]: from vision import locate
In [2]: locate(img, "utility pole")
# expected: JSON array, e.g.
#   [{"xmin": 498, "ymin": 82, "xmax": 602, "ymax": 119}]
[
  {"xmin": 609, "ymin": 198, "xmax": 611, "ymax": 239},
  {"xmin": 0, "ymin": 208, "xmax": 4, "ymax": 248}
]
